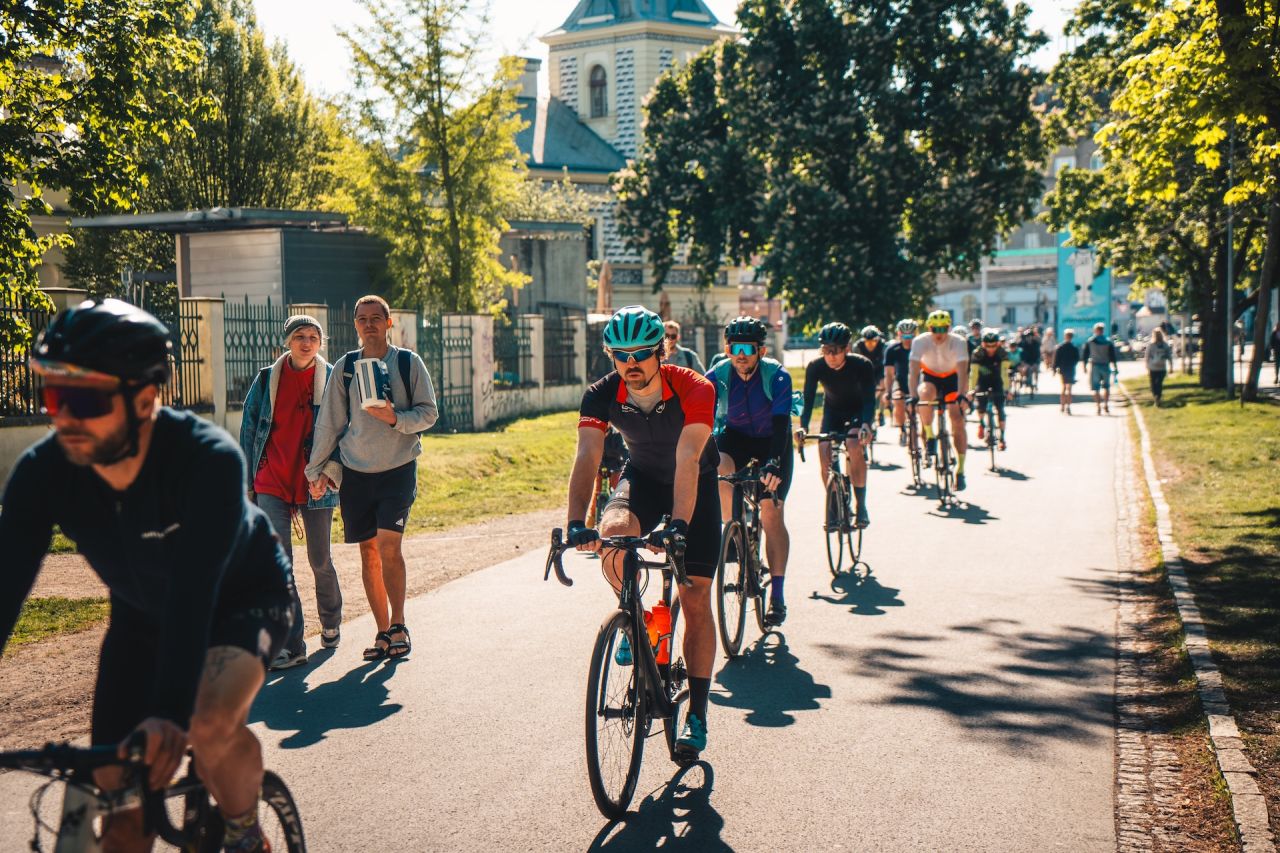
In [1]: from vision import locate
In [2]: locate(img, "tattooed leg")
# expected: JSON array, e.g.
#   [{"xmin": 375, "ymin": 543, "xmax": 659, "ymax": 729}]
[{"xmin": 188, "ymin": 646, "xmax": 265, "ymax": 817}]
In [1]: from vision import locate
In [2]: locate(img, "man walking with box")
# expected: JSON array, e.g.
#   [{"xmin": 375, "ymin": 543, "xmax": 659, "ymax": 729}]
[{"xmin": 306, "ymin": 295, "xmax": 438, "ymax": 662}]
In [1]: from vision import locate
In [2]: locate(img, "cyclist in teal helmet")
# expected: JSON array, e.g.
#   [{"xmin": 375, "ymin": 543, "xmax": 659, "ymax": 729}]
[{"xmin": 564, "ymin": 305, "xmax": 722, "ymax": 760}]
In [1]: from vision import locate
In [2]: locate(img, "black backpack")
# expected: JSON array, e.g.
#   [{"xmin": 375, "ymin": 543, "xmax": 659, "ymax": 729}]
[{"xmin": 341, "ymin": 348, "xmax": 413, "ymax": 402}]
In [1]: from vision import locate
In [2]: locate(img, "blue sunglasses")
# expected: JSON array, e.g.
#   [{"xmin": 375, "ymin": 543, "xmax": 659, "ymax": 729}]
[
  {"xmin": 729, "ymin": 343, "xmax": 758, "ymax": 356},
  {"xmin": 612, "ymin": 346, "xmax": 659, "ymax": 364}
]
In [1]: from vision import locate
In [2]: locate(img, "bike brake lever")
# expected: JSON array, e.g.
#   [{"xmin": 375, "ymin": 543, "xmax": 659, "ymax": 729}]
[{"xmin": 545, "ymin": 529, "xmax": 573, "ymax": 587}]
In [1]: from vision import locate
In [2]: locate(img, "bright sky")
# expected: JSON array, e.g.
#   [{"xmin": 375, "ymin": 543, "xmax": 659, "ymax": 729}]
[{"xmin": 253, "ymin": 0, "xmax": 1077, "ymax": 100}]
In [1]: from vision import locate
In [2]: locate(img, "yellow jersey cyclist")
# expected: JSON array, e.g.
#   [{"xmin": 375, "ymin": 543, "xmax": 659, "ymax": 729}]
[
  {"xmin": 795, "ymin": 322, "xmax": 878, "ymax": 528},
  {"xmin": 564, "ymin": 305, "xmax": 720, "ymax": 760},
  {"xmin": 908, "ymin": 309, "xmax": 972, "ymax": 491},
  {"xmin": 968, "ymin": 328, "xmax": 1009, "ymax": 450},
  {"xmin": 706, "ymin": 316, "xmax": 795, "ymax": 627},
  {"xmin": 0, "ymin": 300, "xmax": 295, "ymax": 853},
  {"xmin": 883, "ymin": 319, "xmax": 917, "ymax": 447}
]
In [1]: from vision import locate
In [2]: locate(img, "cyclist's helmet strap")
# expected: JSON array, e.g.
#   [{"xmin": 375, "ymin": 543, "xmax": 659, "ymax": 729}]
[
  {"xmin": 602, "ymin": 305, "xmax": 665, "ymax": 350},
  {"xmin": 724, "ymin": 315, "xmax": 768, "ymax": 344},
  {"xmin": 818, "ymin": 322, "xmax": 852, "ymax": 346}
]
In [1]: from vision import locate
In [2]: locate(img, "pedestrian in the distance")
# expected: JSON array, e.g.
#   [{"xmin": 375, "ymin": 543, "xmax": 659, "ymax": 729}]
[
  {"xmin": 1041, "ymin": 327, "xmax": 1057, "ymax": 371},
  {"xmin": 1145, "ymin": 328, "xmax": 1173, "ymax": 406},
  {"xmin": 1053, "ymin": 328, "xmax": 1080, "ymax": 414},
  {"xmin": 1081, "ymin": 322, "xmax": 1119, "ymax": 415},
  {"xmin": 1270, "ymin": 320, "xmax": 1280, "ymax": 385},
  {"xmin": 240, "ymin": 315, "xmax": 343, "ymax": 670},
  {"xmin": 664, "ymin": 321, "xmax": 706, "ymax": 373},
  {"xmin": 306, "ymin": 295, "xmax": 438, "ymax": 663}
]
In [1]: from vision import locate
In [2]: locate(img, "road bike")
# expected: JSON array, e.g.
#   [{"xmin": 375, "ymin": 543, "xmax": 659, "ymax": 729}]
[
  {"xmin": 715, "ymin": 462, "xmax": 772, "ymax": 658},
  {"xmin": 0, "ymin": 737, "xmax": 305, "ymax": 852},
  {"xmin": 903, "ymin": 398, "xmax": 925, "ymax": 489},
  {"xmin": 971, "ymin": 390, "xmax": 1004, "ymax": 472},
  {"xmin": 918, "ymin": 397, "xmax": 963, "ymax": 509},
  {"xmin": 799, "ymin": 430, "xmax": 869, "ymax": 577},
  {"xmin": 545, "ymin": 524, "xmax": 692, "ymax": 819}
]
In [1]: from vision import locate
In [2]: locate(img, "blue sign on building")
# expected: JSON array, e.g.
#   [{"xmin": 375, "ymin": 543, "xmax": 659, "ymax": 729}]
[{"xmin": 1057, "ymin": 233, "xmax": 1112, "ymax": 338}]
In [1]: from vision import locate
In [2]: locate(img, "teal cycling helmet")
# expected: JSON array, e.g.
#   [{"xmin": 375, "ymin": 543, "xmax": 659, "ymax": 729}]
[
  {"xmin": 602, "ymin": 305, "xmax": 665, "ymax": 350},
  {"xmin": 818, "ymin": 322, "xmax": 852, "ymax": 346},
  {"xmin": 724, "ymin": 316, "xmax": 768, "ymax": 344}
]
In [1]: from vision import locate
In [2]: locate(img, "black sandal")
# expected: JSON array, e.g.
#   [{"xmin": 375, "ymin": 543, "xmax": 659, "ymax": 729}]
[
  {"xmin": 387, "ymin": 623, "xmax": 411, "ymax": 659},
  {"xmin": 363, "ymin": 631, "xmax": 392, "ymax": 661}
]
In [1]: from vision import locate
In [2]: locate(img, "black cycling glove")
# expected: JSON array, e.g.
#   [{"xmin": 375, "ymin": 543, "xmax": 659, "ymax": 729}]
[
  {"xmin": 761, "ymin": 460, "xmax": 782, "ymax": 481},
  {"xmin": 567, "ymin": 520, "xmax": 599, "ymax": 547},
  {"xmin": 648, "ymin": 518, "xmax": 689, "ymax": 551}
]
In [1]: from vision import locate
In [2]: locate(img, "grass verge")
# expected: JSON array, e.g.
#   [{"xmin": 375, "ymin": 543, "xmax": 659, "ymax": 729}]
[
  {"xmin": 1124, "ymin": 372, "xmax": 1280, "ymax": 836},
  {"xmin": 6, "ymin": 597, "xmax": 110, "ymax": 654}
]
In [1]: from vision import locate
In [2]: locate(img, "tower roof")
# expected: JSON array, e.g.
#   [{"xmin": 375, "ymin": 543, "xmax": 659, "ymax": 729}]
[{"xmin": 555, "ymin": 0, "xmax": 721, "ymax": 33}]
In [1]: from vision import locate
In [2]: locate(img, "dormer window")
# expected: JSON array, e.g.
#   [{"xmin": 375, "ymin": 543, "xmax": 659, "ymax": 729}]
[{"xmin": 590, "ymin": 65, "xmax": 608, "ymax": 118}]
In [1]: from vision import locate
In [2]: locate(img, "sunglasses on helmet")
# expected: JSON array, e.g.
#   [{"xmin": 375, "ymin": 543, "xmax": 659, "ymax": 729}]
[
  {"xmin": 40, "ymin": 385, "xmax": 119, "ymax": 419},
  {"xmin": 729, "ymin": 342, "xmax": 758, "ymax": 357},
  {"xmin": 612, "ymin": 346, "xmax": 659, "ymax": 364}
]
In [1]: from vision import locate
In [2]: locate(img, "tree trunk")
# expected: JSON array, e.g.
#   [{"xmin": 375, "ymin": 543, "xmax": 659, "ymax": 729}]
[
  {"xmin": 1243, "ymin": 191, "xmax": 1280, "ymax": 401},
  {"xmin": 1199, "ymin": 251, "xmax": 1229, "ymax": 389}
]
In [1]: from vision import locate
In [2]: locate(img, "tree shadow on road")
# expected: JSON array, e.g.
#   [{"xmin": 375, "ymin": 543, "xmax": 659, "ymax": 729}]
[
  {"xmin": 810, "ymin": 571, "xmax": 905, "ymax": 616},
  {"xmin": 710, "ymin": 634, "xmax": 831, "ymax": 727},
  {"xmin": 250, "ymin": 656, "xmax": 403, "ymax": 749},
  {"xmin": 588, "ymin": 762, "xmax": 731, "ymax": 852},
  {"xmin": 817, "ymin": 618, "xmax": 1112, "ymax": 752}
]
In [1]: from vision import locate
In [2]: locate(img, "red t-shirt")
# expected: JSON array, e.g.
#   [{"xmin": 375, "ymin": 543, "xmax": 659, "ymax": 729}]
[{"xmin": 253, "ymin": 363, "xmax": 316, "ymax": 505}]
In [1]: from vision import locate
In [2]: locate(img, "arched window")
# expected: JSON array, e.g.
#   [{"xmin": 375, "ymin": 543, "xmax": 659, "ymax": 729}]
[{"xmin": 590, "ymin": 65, "xmax": 608, "ymax": 118}]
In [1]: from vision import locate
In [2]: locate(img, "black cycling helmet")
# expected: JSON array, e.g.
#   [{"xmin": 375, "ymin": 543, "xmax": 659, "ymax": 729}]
[
  {"xmin": 981, "ymin": 328, "xmax": 1001, "ymax": 344},
  {"xmin": 818, "ymin": 322, "xmax": 852, "ymax": 346},
  {"xmin": 32, "ymin": 298, "xmax": 171, "ymax": 387},
  {"xmin": 724, "ymin": 315, "xmax": 768, "ymax": 344},
  {"xmin": 860, "ymin": 325, "xmax": 882, "ymax": 340}
]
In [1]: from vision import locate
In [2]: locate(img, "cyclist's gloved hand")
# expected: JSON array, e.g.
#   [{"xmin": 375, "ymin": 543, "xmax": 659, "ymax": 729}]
[
  {"xmin": 567, "ymin": 520, "xmax": 599, "ymax": 549},
  {"xmin": 760, "ymin": 460, "xmax": 783, "ymax": 494},
  {"xmin": 647, "ymin": 518, "xmax": 689, "ymax": 553}
]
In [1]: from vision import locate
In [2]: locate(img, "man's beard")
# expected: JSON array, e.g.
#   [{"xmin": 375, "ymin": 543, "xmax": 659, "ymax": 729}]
[{"xmin": 56, "ymin": 422, "xmax": 131, "ymax": 466}]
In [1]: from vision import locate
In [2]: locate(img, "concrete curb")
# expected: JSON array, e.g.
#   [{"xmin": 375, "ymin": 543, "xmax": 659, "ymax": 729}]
[{"xmin": 1121, "ymin": 383, "xmax": 1276, "ymax": 851}]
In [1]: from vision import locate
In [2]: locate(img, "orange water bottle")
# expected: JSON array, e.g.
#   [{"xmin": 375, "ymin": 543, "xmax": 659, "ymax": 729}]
[
  {"xmin": 651, "ymin": 602, "xmax": 672, "ymax": 664},
  {"xmin": 644, "ymin": 610, "xmax": 658, "ymax": 649}
]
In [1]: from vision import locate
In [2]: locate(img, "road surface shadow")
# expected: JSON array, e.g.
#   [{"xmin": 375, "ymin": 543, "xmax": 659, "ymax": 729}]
[
  {"xmin": 818, "ymin": 618, "xmax": 1112, "ymax": 752},
  {"xmin": 250, "ymin": 658, "xmax": 403, "ymax": 748},
  {"xmin": 926, "ymin": 500, "xmax": 997, "ymax": 525},
  {"xmin": 711, "ymin": 634, "xmax": 831, "ymax": 727},
  {"xmin": 589, "ymin": 762, "xmax": 731, "ymax": 852},
  {"xmin": 990, "ymin": 466, "xmax": 1030, "ymax": 481},
  {"xmin": 810, "ymin": 571, "xmax": 905, "ymax": 616}
]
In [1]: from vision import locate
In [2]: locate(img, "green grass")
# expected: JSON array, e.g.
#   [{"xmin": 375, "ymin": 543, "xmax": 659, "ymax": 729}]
[
  {"xmin": 1125, "ymin": 372, "xmax": 1280, "ymax": 822},
  {"xmin": 6, "ymin": 597, "xmax": 110, "ymax": 653}
]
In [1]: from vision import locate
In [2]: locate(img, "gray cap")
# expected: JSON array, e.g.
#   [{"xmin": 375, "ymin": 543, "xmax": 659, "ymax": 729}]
[{"xmin": 283, "ymin": 314, "xmax": 323, "ymax": 341}]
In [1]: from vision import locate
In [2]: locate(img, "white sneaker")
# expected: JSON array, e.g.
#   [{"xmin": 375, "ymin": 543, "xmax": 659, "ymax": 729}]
[{"xmin": 269, "ymin": 649, "xmax": 308, "ymax": 671}]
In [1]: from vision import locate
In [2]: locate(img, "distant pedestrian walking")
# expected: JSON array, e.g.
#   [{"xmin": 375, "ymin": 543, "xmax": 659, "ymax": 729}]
[
  {"xmin": 306, "ymin": 295, "xmax": 438, "ymax": 663},
  {"xmin": 1053, "ymin": 328, "xmax": 1080, "ymax": 414},
  {"xmin": 240, "ymin": 314, "xmax": 343, "ymax": 669},
  {"xmin": 1145, "ymin": 328, "xmax": 1173, "ymax": 406},
  {"xmin": 664, "ymin": 321, "xmax": 706, "ymax": 373},
  {"xmin": 1081, "ymin": 322, "xmax": 1119, "ymax": 415},
  {"xmin": 1270, "ymin": 321, "xmax": 1280, "ymax": 385}
]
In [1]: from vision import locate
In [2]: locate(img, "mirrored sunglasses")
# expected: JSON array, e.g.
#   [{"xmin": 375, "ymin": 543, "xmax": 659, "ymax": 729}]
[
  {"xmin": 664, "ymin": 333, "xmax": 679, "ymax": 340},
  {"xmin": 611, "ymin": 346, "xmax": 659, "ymax": 364},
  {"xmin": 821, "ymin": 345, "xmax": 843, "ymax": 355},
  {"xmin": 41, "ymin": 386, "xmax": 118, "ymax": 419},
  {"xmin": 729, "ymin": 343, "xmax": 758, "ymax": 357}
]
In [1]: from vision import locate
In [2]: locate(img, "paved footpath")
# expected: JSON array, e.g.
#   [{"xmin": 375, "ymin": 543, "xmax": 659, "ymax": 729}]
[{"xmin": 0, "ymin": 393, "xmax": 1125, "ymax": 851}]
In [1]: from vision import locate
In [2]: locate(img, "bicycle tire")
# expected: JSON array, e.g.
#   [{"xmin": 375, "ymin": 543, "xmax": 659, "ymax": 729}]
[
  {"xmin": 907, "ymin": 412, "xmax": 923, "ymax": 487},
  {"xmin": 259, "ymin": 772, "xmax": 306, "ymax": 853},
  {"xmin": 849, "ymin": 523, "xmax": 863, "ymax": 567},
  {"xmin": 662, "ymin": 598, "xmax": 689, "ymax": 761},
  {"xmin": 825, "ymin": 477, "xmax": 846, "ymax": 576},
  {"xmin": 751, "ymin": 531, "xmax": 770, "ymax": 635},
  {"xmin": 715, "ymin": 521, "xmax": 748, "ymax": 658},
  {"xmin": 585, "ymin": 611, "xmax": 646, "ymax": 819},
  {"xmin": 987, "ymin": 407, "xmax": 997, "ymax": 472},
  {"xmin": 935, "ymin": 425, "xmax": 953, "ymax": 504},
  {"xmin": 171, "ymin": 770, "xmax": 303, "ymax": 853}
]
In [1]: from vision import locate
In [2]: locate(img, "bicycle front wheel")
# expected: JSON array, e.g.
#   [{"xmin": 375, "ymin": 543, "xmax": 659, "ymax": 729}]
[
  {"xmin": 825, "ymin": 478, "xmax": 846, "ymax": 576},
  {"xmin": 987, "ymin": 410, "xmax": 998, "ymax": 471},
  {"xmin": 662, "ymin": 598, "xmax": 689, "ymax": 761},
  {"xmin": 259, "ymin": 771, "xmax": 306, "ymax": 852},
  {"xmin": 176, "ymin": 771, "xmax": 305, "ymax": 853},
  {"xmin": 751, "ymin": 540, "xmax": 770, "ymax": 635},
  {"xmin": 716, "ymin": 521, "xmax": 748, "ymax": 658},
  {"xmin": 585, "ymin": 610, "xmax": 646, "ymax": 819},
  {"xmin": 935, "ymin": 434, "xmax": 954, "ymax": 503}
]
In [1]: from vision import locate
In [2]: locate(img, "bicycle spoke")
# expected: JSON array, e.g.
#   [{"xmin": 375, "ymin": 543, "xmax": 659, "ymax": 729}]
[
  {"xmin": 716, "ymin": 522, "xmax": 748, "ymax": 657},
  {"xmin": 586, "ymin": 613, "xmax": 645, "ymax": 818}
]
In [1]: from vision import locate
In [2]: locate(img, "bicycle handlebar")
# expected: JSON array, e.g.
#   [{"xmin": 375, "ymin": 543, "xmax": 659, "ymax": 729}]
[{"xmin": 546, "ymin": 520, "xmax": 691, "ymax": 589}]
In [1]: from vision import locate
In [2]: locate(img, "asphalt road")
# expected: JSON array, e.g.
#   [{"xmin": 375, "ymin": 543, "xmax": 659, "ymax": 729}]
[{"xmin": 0, "ymin": 387, "xmax": 1124, "ymax": 852}]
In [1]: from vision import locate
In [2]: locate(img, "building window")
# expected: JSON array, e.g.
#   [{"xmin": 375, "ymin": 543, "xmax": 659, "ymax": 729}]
[
  {"xmin": 1054, "ymin": 155, "xmax": 1076, "ymax": 175},
  {"xmin": 1003, "ymin": 306, "xmax": 1018, "ymax": 326},
  {"xmin": 1090, "ymin": 152, "xmax": 1104, "ymax": 171},
  {"xmin": 590, "ymin": 65, "xmax": 608, "ymax": 118},
  {"xmin": 1024, "ymin": 232, "xmax": 1042, "ymax": 250}
]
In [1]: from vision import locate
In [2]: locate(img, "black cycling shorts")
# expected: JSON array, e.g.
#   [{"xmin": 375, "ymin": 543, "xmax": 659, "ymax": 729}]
[
  {"xmin": 339, "ymin": 460, "xmax": 417, "ymax": 543},
  {"xmin": 714, "ymin": 428, "xmax": 793, "ymax": 500},
  {"xmin": 975, "ymin": 387, "xmax": 1007, "ymax": 419},
  {"xmin": 922, "ymin": 372, "xmax": 960, "ymax": 401},
  {"xmin": 820, "ymin": 409, "xmax": 865, "ymax": 435},
  {"xmin": 603, "ymin": 466, "xmax": 721, "ymax": 579},
  {"xmin": 91, "ymin": 595, "xmax": 290, "ymax": 744}
]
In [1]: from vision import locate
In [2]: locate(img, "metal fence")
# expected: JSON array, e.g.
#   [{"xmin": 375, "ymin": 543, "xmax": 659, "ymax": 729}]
[
  {"xmin": 223, "ymin": 297, "xmax": 286, "ymax": 410},
  {"xmin": 326, "ymin": 302, "xmax": 358, "ymax": 361},
  {"xmin": 167, "ymin": 300, "xmax": 205, "ymax": 411},
  {"xmin": 0, "ymin": 291, "xmax": 54, "ymax": 421},
  {"xmin": 586, "ymin": 320, "xmax": 610, "ymax": 381},
  {"xmin": 493, "ymin": 320, "xmax": 534, "ymax": 387},
  {"xmin": 418, "ymin": 313, "xmax": 473, "ymax": 432},
  {"xmin": 541, "ymin": 303, "xmax": 581, "ymax": 385},
  {"xmin": 680, "ymin": 324, "xmax": 720, "ymax": 368}
]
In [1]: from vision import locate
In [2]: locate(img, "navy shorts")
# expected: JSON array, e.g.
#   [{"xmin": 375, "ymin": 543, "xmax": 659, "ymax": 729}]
[
  {"xmin": 604, "ymin": 466, "xmax": 721, "ymax": 578},
  {"xmin": 339, "ymin": 461, "xmax": 417, "ymax": 543}
]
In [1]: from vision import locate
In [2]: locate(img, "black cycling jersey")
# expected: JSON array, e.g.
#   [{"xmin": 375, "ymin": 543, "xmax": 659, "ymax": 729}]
[
  {"xmin": 800, "ymin": 354, "xmax": 879, "ymax": 432},
  {"xmin": 1020, "ymin": 336, "xmax": 1042, "ymax": 364},
  {"xmin": 578, "ymin": 365, "xmax": 719, "ymax": 482},
  {"xmin": 971, "ymin": 347, "xmax": 1008, "ymax": 391},
  {"xmin": 883, "ymin": 341, "xmax": 912, "ymax": 394},
  {"xmin": 0, "ymin": 409, "xmax": 293, "ymax": 724},
  {"xmin": 853, "ymin": 339, "xmax": 885, "ymax": 380}
]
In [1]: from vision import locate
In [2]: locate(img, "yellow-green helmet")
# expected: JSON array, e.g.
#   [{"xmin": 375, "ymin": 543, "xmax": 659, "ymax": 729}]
[{"xmin": 925, "ymin": 310, "xmax": 952, "ymax": 332}]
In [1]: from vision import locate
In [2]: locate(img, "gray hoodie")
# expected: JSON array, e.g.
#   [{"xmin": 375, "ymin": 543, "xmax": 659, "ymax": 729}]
[{"xmin": 305, "ymin": 345, "xmax": 439, "ymax": 484}]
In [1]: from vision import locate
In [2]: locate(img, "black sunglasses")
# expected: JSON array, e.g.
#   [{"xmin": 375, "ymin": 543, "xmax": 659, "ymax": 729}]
[{"xmin": 41, "ymin": 386, "xmax": 118, "ymax": 419}]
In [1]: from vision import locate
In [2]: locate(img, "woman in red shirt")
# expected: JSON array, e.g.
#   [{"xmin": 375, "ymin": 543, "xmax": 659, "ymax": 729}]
[{"xmin": 239, "ymin": 315, "xmax": 342, "ymax": 669}]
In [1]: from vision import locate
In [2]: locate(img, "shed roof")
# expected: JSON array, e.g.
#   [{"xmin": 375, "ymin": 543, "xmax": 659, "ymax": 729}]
[{"xmin": 516, "ymin": 97, "xmax": 627, "ymax": 174}]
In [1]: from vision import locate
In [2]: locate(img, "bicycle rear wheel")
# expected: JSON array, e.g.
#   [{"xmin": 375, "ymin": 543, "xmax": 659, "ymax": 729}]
[
  {"xmin": 825, "ymin": 477, "xmax": 846, "ymax": 576},
  {"xmin": 585, "ymin": 611, "xmax": 646, "ymax": 819},
  {"xmin": 716, "ymin": 521, "xmax": 748, "ymax": 657}
]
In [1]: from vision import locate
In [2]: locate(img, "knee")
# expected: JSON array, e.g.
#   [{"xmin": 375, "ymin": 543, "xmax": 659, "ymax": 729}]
[{"xmin": 188, "ymin": 710, "xmax": 244, "ymax": 757}]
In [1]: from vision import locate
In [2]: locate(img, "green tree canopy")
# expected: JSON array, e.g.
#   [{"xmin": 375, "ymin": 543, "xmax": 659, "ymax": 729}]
[
  {"xmin": 1, "ymin": 0, "xmax": 199, "ymax": 344},
  {"xmin": 615, "ymin": 0, "xmax": 1047, "ymax": 329},
  {"xmin": 331, "ymin": 0, "xmax": 528, "ymax": 314}
]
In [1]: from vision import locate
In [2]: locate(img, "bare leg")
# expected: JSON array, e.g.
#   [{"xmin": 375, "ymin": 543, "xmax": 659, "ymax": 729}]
[
  {"xmin": 188, "ymin": 646, "xmax": 266, "ymax": 819},
  {"xmin": 358, "ymin": 539, "xmax": 389, "ymax": 633},
  {"xmin": 760, "ymin": 499, "xmax": 789, "ymax": 576},
  {"xmin": 376, "ymin": 529, "xmax": 407, "ymax": 627},
  {"xmin": 677, "ymin": 577, "xmax": 716, "ymax": 680}
]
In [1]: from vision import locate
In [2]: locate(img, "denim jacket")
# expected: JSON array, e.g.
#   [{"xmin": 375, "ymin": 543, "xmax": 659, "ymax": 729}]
[{"xmin": 239, "ymin": 354, "xmax": 340, "ymax": 509}]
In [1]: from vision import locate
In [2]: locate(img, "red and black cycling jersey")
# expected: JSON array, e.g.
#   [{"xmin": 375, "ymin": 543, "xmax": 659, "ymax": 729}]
[{"xmin": 579, "ymin": 365, "xmax": 719, "ymax": 483}]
